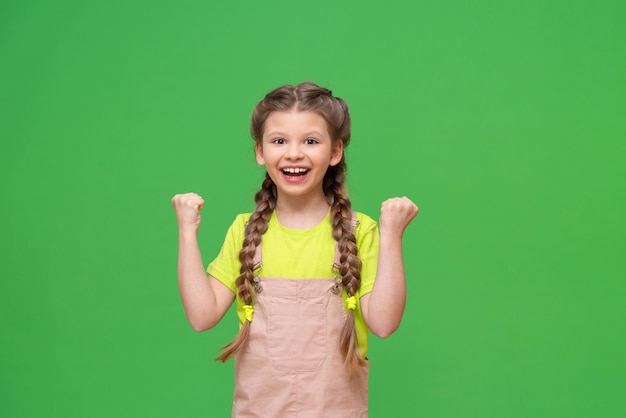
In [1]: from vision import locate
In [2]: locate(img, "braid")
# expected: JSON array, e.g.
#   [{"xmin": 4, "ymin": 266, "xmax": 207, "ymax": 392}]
[
  {"xmin": 325, "ymin": 164, "xmax": 366, "ymax": 376},
  {"xmin": 216, "ymin": 173, "xmax": 276, "ymax": 362}
]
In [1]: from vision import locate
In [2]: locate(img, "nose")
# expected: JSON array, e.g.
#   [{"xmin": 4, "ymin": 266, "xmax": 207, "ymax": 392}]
[{"xmin": 285, "ymin": 143, "xmax": 303, "ymax": 160}]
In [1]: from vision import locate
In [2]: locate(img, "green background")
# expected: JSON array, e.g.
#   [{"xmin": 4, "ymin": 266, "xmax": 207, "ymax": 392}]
[{"xmin": 1, "ymin": 0, "xmax": 624, "ymax": 417}]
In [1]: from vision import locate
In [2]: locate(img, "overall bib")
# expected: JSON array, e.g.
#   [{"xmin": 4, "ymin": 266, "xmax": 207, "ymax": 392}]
[{"xmin": 232, "ymin": 243, "xmax": 369, "ymax": 417}]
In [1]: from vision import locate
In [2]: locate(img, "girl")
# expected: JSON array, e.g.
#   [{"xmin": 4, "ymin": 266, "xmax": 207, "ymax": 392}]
[{"xmin": 172, "ymin": 82, "xmax": 418, "ymax": 417}]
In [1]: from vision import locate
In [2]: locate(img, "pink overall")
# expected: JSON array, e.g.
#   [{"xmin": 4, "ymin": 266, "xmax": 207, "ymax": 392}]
[{"xmin": 232, "ymin": 244, "xmax": 369, "ymax": 417}]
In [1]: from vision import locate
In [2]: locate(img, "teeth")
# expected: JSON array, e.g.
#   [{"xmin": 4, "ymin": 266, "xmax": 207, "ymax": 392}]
[{"xmin": 283, "ymin": 168, "xmax": 308, "ymax": 174}]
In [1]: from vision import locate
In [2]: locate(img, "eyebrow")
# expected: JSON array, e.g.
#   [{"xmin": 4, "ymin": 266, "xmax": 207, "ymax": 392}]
[{"xmin": 265, "ymin": 131, "xmax": 326, "ymax": 138}]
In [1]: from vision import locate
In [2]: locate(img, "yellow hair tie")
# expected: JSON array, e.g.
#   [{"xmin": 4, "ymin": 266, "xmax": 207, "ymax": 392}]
[
  {"xmin": 346, "ymin": 296, "xmax": 357, "ymax": 310},
  {"xmin": 243, "ymin": 304, "xmax": 254, "ymax": 322}
]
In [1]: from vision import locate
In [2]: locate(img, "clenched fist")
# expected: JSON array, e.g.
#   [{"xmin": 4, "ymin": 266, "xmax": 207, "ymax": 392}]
[
  {"xmin": 379, "ymin": 197, "xmax": 419, "ymax": 237},
  {"xmin": 172, "ymin": 192, "xmax": 205, "ymax": 231}
]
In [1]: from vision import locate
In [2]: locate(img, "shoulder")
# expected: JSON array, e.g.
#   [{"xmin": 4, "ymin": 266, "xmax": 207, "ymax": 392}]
[
  {"xmin": 352, "ymin": 211, "xmax": 379, "ymax": 245},
  {"xmin": 353, "ymin": 211, "xmax": 378, "ymax": 233},
  {"xmin": 232, "ymin": 213, "xmax": 252, "ymax": 227},
  {"xmin": 224, "ymin": 213, "xmax": 252, "ymax": 241},
  {"xmin": 229, "ymin": 213, "xmax": 253, "ymax": 228}
]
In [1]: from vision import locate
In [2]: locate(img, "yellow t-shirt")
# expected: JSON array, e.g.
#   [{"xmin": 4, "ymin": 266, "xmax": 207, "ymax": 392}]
[{"xmin": 207, "ymin": 210, "xmax": 380, "ymax": 356}]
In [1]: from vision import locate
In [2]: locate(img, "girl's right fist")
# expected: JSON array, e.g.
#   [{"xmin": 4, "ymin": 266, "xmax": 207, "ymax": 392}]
[{"xmin": 172, "ymin": 192, "xmax": 205, "ymax": 231}]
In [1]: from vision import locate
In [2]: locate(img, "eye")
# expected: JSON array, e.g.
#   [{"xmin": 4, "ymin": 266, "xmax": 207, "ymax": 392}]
[
  {"xmin": 272, "ymin": 138, "xmax": 286, "ymax": 145},
  {"xmin": 304, "ymin": 138, "xmax": 318, "ymax": 145}
]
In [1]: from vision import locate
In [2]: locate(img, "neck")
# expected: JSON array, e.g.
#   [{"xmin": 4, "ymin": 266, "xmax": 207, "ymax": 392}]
[{"xmin": 274, "ymin": 191, "xmax": 330, "ymax": 229}]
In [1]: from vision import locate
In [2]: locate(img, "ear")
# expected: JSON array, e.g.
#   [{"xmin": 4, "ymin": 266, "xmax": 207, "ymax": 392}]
[
  {"xmin": 255, "ymin": 142, "xmax": 265, "ymax": 166},
  {"xmin": 329, "ymin": 140, "xmax": 344, "ymax": 167}
]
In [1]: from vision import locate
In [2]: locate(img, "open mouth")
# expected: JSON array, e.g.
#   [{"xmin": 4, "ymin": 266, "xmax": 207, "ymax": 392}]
[{"xmin": 282, "ymin": 168, "xmax": 309, "ymax": 177}]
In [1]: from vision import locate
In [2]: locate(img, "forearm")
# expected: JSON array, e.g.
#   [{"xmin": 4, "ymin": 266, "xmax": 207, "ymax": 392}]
[
  {"xmin": 177, "ymin": 230, "xmax": 220, "ymax": 331},
  {"xmin": 364, "ymin": 230, "xmax": 407, "ymax": 338}
]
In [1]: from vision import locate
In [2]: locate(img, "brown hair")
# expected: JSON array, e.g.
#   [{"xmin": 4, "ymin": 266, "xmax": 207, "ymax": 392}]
[{"xmin": 216, "ymin": 82, "xmax": 366, "ymax": 374}]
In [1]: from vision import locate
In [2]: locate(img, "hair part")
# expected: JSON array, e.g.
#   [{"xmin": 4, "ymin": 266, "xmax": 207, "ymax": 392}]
[{"xmin": 218, "ymin": 82, "xmax": 365, "ymax": 374}]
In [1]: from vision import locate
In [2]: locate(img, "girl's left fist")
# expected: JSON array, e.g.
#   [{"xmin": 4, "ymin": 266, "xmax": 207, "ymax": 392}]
[{"xmin": 379, "ymin": 197, "xmax": 419, "ymax": 234}]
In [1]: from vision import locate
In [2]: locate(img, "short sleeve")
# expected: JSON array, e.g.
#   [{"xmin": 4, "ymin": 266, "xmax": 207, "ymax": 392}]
[
  {"xmin": 206, "ymin": 214, "xmax": 250, "ymax": 293},
  {"xmin": 355, "ymin": 212, "xmax": 379, "ymax": 296}
]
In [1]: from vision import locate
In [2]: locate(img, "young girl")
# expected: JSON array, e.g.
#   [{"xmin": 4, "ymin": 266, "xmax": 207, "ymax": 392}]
[{"xmin": 172, "ymin": 82, "xmax": 418, "ymax": 417}]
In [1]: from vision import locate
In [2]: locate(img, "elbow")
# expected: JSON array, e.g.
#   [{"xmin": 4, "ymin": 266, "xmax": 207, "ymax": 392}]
[
  {"xmin": 188, "ymin": 316, "xmax": 217, "ymax": 333},
  {"xmin": 190, "ymin": 322, "xmax": 210, "ymax": 332},
  {"xmin": 370, "ymin": 322, "xmax": 401, "ymax": 339},
  {"xmin": 375, "ymin": 330, "xmax": 394, "ymax": 339},
  {"xmin": 372, "ymin": 327, "xmax": 398, "ymax": 339}
]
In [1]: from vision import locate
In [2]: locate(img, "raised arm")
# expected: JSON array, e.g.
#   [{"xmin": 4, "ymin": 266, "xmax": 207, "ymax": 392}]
[
  {"xmin": 172, "ymin": 193, "xmax": 235, "ymax": 332},
  {"xmin": 360, "ymin": 196, "xmax": 418, "ymax": 338}
]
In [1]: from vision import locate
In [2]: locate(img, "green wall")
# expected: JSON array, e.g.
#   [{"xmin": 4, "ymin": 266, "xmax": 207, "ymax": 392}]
[{"xmin": 1, "ymin": 0, "xmax": 624, "ymax": 417}]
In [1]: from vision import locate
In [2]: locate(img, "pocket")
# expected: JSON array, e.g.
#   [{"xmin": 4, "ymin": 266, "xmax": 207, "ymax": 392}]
[{"xmin": 266, "ymin": 302, "xmax": 326, "ymax": 371}]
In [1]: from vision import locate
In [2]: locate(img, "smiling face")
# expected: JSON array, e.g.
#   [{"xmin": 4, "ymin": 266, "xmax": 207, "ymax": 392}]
[{"xmin": 255, "ymin": 110, "xmax": 344, "ymax": 202}]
